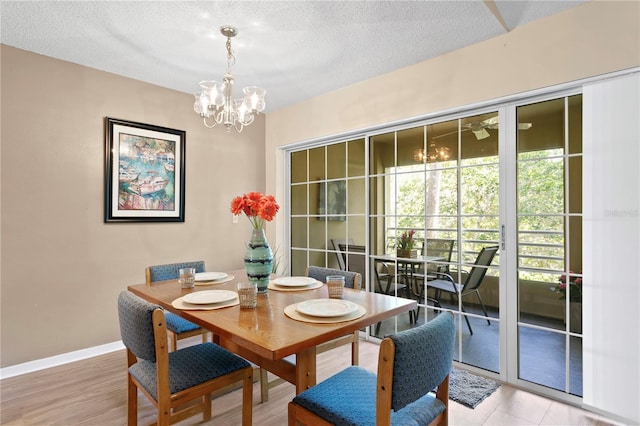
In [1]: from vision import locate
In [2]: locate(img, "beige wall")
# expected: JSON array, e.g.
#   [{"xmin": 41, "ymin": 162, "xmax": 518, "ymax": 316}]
[
  {"xmin": 0, "ymin": 46, "xmax": 266, "ymax": 367},
  {"xmin": 264, "ymin": 1, "xmax": 640, "ymax": 238}
]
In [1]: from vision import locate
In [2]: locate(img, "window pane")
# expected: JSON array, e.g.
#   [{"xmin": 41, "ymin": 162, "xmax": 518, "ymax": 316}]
[
  {"xmin": 518, "ymin": 157, "xmax": 564, "ymax": 215},
  {"xmin": 309, "ymin": 216, "xmax": 329, "ymax": 250},
  {"xmin": 291, "ymin": 249, "xmax": 307, "ymax": 276},
  {"xmin": 461, "ymin": 164, "xmax": 499, "ymax": 215},
  {"xmin": 427, "ymin": 168, "xmax": 457, "ymax": 218},
  {"xmin": 291, "ymin": 184, "xmax": 307, "ymax": 215},
  {"xmin": 426, "ymin": 120, "xmax": 457, "ymax": 165},
  {"xmin": 309, "ymin": 146, "xmax": 325, "ymax": 181},
  {"xmin": 461, "ymin": 112, "xmax": 498, "ymax": 166},
  {"xmin": 568, "ymin": 156, "xmax": 582, "ymax": 214},
  {"xmin": 568, "ymin": 95, "xmax": 583, "ymax": 155},
  {"xmin": 348, "ymin": 178, "xmax": 366, "ymax": 214},
  {"xmin": 291, "ymin": 150, "xmax": 307, "ymax": 183},
  {"xmin": 397, "ymin": 126, "xmax": 424, "ymax": 168},
  {"xmin": 369, "ymin": 175, "xmax": 391, "ymax": 216},
  {"xmin": 517, "ymin": 98, "xmax": 565, "ymax": 158},
  {"xmin": 291, "ymin": 217, "xmax": 307, "ymax": 249},
  {"xmin": 308, "ymin": 250, "xmax": 326, "ymax": 269},
  {"xmin": 348, "ymin": 216, "xmax": 367, "ymax": 246},
  {"xmin": 310, "ymin": 182, "xmax": 322, "ymax": 217},
  {"xmin": 327, "ymin": 142, "xmax": 346, "ymax": 179},
  {"xmin": 348, "ymin": 138, "xmax": 366, "ymax": 177},
  {"xmin": 370, "ymin": 132, "xmax": 395, "ymax": 173}
]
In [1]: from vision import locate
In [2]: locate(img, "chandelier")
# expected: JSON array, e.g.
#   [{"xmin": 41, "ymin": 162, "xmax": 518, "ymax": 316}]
[
  {"xmin": 414, "ymin": 143, "xmax": 451, "ymax": 163},
  {"xmin": 193, "ymin": 26, "xmax": 266, "ymax": 133}
]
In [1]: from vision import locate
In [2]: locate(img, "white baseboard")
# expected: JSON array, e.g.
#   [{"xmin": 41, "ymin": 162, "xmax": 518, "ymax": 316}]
[{"xmin": 0, "ymin": 341, "xmax": 125, "ymax": 380}]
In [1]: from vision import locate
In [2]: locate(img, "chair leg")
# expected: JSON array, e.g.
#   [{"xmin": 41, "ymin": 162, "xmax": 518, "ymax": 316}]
[
  {"xmin": 170, "ymin": 332, "xmax": 178, "ymax": 352},
  {"xmin": 260, "ymin": 367, "xmax": 269, "ymax": 403},
  {"xmin": 459, "ymin": 302, "xmax": 474, "ymax": 335},
  {"xmin": 202, "ymin": 393, "xmax": 212, "ymax": 421},
  {"xmin": 351, "ymin": 332, "xmax": 359, "ymax": 365},
  {"xmin": 472, "ymin": 289, "xmax": 491, "ymax": 325},
  {"xmin": 127, "ymin": 374, "xmax": 138, "ymax": 426},
  {"xmin": 242, "ymin": 369, "xmax": 253, "ymax": 426}
]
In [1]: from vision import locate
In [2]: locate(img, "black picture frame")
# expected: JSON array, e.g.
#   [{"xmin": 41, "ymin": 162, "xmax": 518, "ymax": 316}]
[{"xmin": 104, "ymin": 117, "xmax": 185, "ymax": 222}]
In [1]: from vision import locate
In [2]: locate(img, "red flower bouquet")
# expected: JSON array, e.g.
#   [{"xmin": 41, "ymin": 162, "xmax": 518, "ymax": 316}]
[{"xmin": 230, "ymin": 192, "xmax": 280, "ymax": 230}]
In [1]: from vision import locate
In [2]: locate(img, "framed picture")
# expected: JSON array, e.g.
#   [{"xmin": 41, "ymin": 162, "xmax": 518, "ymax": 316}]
[
  {"xmin": 104, "ymin": 117, "xmax": 185, "ymax": 222},
  {"xmin": 318, "ymin": 180, "xmax": 346, "ymax": 221}
]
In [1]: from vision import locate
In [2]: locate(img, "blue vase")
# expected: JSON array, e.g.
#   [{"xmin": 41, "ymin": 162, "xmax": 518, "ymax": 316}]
[{"xmin": 244, "ymin": 228, "xmax": 273, "ymax": 293}]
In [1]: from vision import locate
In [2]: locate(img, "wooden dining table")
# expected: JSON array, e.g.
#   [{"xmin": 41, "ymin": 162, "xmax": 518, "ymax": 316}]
[{"xmin": 127, "ymin": 269, "xmax": 417, "ymax": 394}]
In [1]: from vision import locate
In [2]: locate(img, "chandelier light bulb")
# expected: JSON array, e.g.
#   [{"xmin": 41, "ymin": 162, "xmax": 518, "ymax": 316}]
[{"xmin": 193, "ymin": 26, "xmax": 266, "ymax": 133}]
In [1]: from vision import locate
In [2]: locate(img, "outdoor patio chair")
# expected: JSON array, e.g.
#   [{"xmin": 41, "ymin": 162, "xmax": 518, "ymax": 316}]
[{"xmin": 426, "ymin": 245, "xmax": 499, "ymax": 334}]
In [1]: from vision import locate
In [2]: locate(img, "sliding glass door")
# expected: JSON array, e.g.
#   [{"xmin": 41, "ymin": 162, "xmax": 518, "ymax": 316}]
[
  {"xmin": 286, "ymin": 92, "xmax": 583, "ymax": 402},
  {"xmin": 515, "ymin": 95, "xmax": 583, "ymax": 397}
]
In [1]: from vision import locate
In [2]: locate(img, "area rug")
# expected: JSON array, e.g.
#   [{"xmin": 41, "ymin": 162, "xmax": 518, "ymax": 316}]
[{"xmin": 449, "ymin": 368, "xmax": 501, "ymax": 408}]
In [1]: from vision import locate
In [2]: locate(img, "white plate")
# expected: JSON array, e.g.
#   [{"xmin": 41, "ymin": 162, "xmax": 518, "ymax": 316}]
[
  {"xmin": 182, "ymin": 290, "xmax": 237, "ymax": 305},
  {"xmin": 272, "ymin": 276, "xmax": 317, "ymax": 287},
  {"xmin": 296, "ymin": 299, "xmax": 359, "ymax": 318},
  {"xmin": 195, "ymin": 272, "xmax": 227, "ymax": 282}
]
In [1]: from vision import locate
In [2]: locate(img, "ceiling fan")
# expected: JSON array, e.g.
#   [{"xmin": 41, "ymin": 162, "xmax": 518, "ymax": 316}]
[{"xmin": 433, "ymin": 116, "xmax": 532, "ymax": 140}]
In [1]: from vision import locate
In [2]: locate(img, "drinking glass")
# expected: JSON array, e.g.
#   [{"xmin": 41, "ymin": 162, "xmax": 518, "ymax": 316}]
[
  {"xmin": 237, "ymin": 282, "xmax": 258, "ymax": 309},
  {"xmin": 178, "ymin": 267, "xmax": 196, "ymax": 289},
  {"xmin": 326, "ymin": 275, "xmax": 345, "ymax": 298}
]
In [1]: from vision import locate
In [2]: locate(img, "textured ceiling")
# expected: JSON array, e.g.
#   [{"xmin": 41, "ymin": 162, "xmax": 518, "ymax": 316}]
[{"xmin": 0, "ymin": 1, "xmax": 589, "ymax": 112}]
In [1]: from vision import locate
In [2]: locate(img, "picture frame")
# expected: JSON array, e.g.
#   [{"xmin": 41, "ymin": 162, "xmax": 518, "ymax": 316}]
[
  {"xmin": 104, "ymin": 117, "xmax": 185, "ymax": 222},
  {"xmin": 318, "ymin": 180, "xmax": 346, "ymax": 221}
]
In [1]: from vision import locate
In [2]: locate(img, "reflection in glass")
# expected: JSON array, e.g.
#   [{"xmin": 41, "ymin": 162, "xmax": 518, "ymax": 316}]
[
  {"xmin": 309, "ymin": 146, "xmax": 325, "ymax": 181},
  {"xmin": 327, "ymin": 142, "xmax": 346, "ymax": 179},
  {"xmin": 348, "ymin": 138, "xmax": 366, "ymax": 177},
  {"xmin": 290, "ymin": 184, "xmax": 307, "ymax": 215},
  {"xmin": 516, "ymin": 95, "xmax": 583, "ymax": 396},
  {"xmin": 370, "ymin": 132, "xmax": 395, "ymax": 173},
  {"xmin": 291, "ymin": 151, "xmax": 307, "ymax": 184}
]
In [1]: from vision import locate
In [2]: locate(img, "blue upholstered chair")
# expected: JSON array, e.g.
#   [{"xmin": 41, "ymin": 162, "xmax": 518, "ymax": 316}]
[
  {"xmin": 306, "ymin": 265, "xmax": 362, "ymax": 290},
  {"xmin": 117, "ymin": 291, "xmax": 253, "ymax": 426},
  {"xmin": 305, "ymin": 266, "xmax": 362, "ymax": 365},
  {"xmin": 260, "ymin": 266, "xmax": 363, "ymax": 403},
  {"xmin": 145, "ymin": 261, "xmax": 209, "ymax": 351},
  {"xmin": 288, "ymin": 312, "xmax": 455, "ymax": 426}
]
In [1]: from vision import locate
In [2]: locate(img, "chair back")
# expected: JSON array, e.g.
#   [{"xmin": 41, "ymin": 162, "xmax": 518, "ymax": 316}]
[
  {"xmin": 424, "ymin": 238, "xmax": 455, "ymax": 273},
  {"xmin": 330, "ymin": 238, "xmax": 354, "ymax": 270},
  {"xmin": 146, "ymin": 260, "xmax": 206, "ymax": 283},
  {"xmin": 462, "ymin": 246, "xmax": 499, "ymax": 291},
  {"xmin": 118, "ymin": 291, "xmax": 161, "ymax": 362},
  {"xmin": 384, "ymin": 312, "xmax": 455, "ymax": 411},
  {"xmin": 306, "ymin": 265, "xmax": 362, "ymax": 290}
]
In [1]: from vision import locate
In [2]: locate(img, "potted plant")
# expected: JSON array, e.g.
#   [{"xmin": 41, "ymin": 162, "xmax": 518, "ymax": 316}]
[
  {"xmin": 396, "ymin": 229, "xmax": 418, "ymax": 258},
  {"xmin": 553, "ymin": 270, "xmax": 582, "ymax": 333}
]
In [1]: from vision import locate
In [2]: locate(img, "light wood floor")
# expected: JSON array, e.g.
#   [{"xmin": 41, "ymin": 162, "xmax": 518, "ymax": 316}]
[{"xmin": 0, "ymin": 339, "xmax": 618, "ymax": 426}]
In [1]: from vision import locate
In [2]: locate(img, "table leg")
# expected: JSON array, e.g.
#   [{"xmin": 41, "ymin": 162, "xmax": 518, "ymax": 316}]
[{"xmin": 295, "ymin": 346, "xmax": 317, "ymax": 394}]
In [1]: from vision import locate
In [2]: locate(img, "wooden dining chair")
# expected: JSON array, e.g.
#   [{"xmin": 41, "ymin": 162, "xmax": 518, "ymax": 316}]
[
  {"xmin": 288, "ymin": 312, "xmax": 455, "ymax": 426},
  {"xmin": 259, "ymin": 266, "xmax": 363, "ymax": 402},
  {"xmin": 146, "ymin": 261, "xmax": 209, "ymax": 351},
  {"xmin": 117, "ymin": 291, "xmax": 253, "ymax": 426}
]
